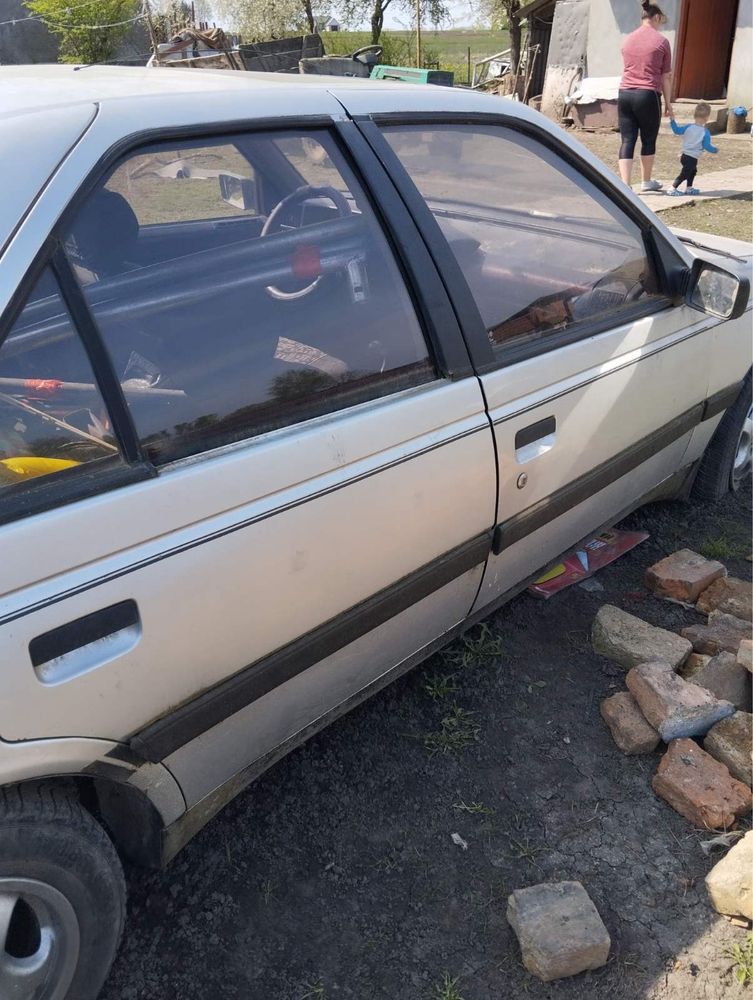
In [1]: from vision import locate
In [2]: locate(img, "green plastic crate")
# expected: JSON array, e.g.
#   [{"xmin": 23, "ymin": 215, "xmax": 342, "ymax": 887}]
[{"xmin": 370, "ymin": 65, "xmax": 454, "ymax": 86}]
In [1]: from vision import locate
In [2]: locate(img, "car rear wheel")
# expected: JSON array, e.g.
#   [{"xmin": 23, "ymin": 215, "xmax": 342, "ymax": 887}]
[
  {"xmin": 693, "ymin": 370, "xmax": 753, "ymax": 502},
  {"xmin": 0, "ymin": 784, "xmax": 125, "ymax": 1000}
]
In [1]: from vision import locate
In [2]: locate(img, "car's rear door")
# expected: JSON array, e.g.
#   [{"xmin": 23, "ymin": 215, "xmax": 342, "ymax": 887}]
[
  {"xmin": 0, "ymin": 118, "xmax": 496, "ymax": 805},
  {"xmin": 348, "ymin": 106, "xmax": 723, "ymax": 608}
]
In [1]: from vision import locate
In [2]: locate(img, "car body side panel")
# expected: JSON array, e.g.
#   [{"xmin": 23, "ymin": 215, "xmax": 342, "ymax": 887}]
[
  {"xmin": 0, "ymin": 379, "xmax": 494, "ymax": 743},
  {"xmin": 166, "ymin": 568, "xmax": 482, "ymax": 807},
  {"xmin": 474, "ymin": 305, "xmax": 713, "ymax": 605}
]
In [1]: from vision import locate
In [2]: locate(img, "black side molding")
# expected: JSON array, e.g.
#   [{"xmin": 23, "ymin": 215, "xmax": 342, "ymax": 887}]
[
  {"xmin": 493, "ymin": 404, "xmax": 703, "ymax": 555},
  {"xmin": 130, "ymin": 532, "xmax": 491, "ymax": 762},
  {"xmin": 702, "ymin": 380, "xmax": 743, "ymax": 422}
]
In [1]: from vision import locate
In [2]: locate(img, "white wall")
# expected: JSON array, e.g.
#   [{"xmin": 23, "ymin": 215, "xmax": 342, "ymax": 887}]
[
  {"xmin": 727, "ymin": 2, "xmax": 752, "ymax": 108},
  {"xmin": 586, "ymin": 0, "xmax": 680, "ymax": 77}
]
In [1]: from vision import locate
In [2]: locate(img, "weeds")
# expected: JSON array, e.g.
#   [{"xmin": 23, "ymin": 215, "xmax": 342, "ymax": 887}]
[
  {"xmin": 444, "ymin": 623, "xmax": 504, "ymax": 669},
  {"xmin": 299, "ymin": 980, "xmax": 327, "ymax": 1000},
  {"xmin": 424, "ymin": 671, "xmax": 459, "ymax": 701},
  {"xmin": 424, "ymin": 705, "xmax": 481, "ymax": 755},
  {"xmin": 260, "ymin": 879, "xmax": 275, "ymax": 904},
  {"xmin": 453, "ymin": 799, "xmax": 496, "ymax": 816},
  {"xmin": 700, "ymin": 521, "xmax": 749, "ymax": 561},
  {"xmin": 724, "ymin": 933, "xmax": 753, "ymax": 987},
  {"xmin": 432, "ymin": 972, "xmax": 465, "ymax": 1000}
]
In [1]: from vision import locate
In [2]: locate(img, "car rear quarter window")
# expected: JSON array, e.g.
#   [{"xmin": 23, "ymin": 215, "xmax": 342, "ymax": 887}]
[
  {"xmin": 381, "ymin": 124, "xmax": 665, "ymax": 361},
  {"xmin": 63, "ymin": 128, "xmax": 434, "ymax": 465},
  {"xmin": 0, "ymin": 268, "xmax": 121, "ymax": 494}
]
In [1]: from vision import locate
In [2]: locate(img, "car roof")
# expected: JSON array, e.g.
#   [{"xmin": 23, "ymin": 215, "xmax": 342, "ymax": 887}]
[{"xmin": 0, "ymin": 63, "xmax": 446, "ymax": 117}]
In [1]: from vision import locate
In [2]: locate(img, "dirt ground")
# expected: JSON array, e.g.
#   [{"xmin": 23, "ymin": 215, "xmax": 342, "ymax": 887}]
[
  {"xmin": 101, "ymin": 481, "xmax": 752, "ymax": 1000},
  {"xmin": 571, "ymin": 129, "xmax": 753, "ymax": 241}
]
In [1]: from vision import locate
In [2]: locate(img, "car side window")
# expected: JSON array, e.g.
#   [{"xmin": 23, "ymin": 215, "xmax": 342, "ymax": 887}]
[
  {"xmin": 381, "ymin": 124, "xmax": 665, "ymax": 359},
  {"xmin": 63, "ymin": 128, "xmax": 434, "ymax": 465},
  {"xmin": 0, "ymin": 268, "xmax": 121, "ymax": 493}
]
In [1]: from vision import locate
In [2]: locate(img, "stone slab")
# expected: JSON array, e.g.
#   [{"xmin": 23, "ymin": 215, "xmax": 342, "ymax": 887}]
[
  {"xmin": 592, "ymin": 605, "xmax": 692, "ymax": 671},
  {"xmin": 507, "ymin": 881, "xmax": 610, "ymax": 982},
  {"xmin": 738, "ymin": 639, "xmax": 753, "ymax": 674},
  {"xmin": 706, "ymin": 830, "xmax": 753, "ymax": 920},
  {"xmin": 682, "ymin": 612, "xmax": 751, "ymax": 656},
  {"xmin": 626, "ymin": 661, "xmax": 735, "ymax": 741},
  {"xmin": 704, "ymin": 712, "xmax": 753, "ymax": 787},
  {"xmin": 652, "ymin": 738, "xmax": 752, "ymax": 830},
  {"xmin": 686, "ymin": 651, "xmax": 751, "ymax": 712}
]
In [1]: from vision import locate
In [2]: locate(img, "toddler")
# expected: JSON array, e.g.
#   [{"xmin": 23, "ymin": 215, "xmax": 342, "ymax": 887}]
[{"xmin": 667, "ymin": 102, "xmax": 718, "ymax": 195}]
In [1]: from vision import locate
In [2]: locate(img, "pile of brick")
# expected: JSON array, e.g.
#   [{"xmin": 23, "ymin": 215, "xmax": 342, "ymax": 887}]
[{"xmin": 595, "ymin": 549, "xmax": 752, "ymax": 925}]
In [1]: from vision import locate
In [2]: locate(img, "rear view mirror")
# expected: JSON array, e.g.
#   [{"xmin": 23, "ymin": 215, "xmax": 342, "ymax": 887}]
[
  {"xmin": 219, "ymin": 173, "xmax": 258, "ymax": 212},
  {"xmin": 688, "ymin": 259, "xmax": 750, "ymax": 320}
]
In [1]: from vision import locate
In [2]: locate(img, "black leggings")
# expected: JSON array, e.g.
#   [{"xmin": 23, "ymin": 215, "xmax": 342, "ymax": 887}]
[
  {"xmin": 673, "ymin": 153, "xmax": 698, "ymax": 189},
  {"xmin": 618, "ymin": 88, "xmax": 662, "ymax": 159}
]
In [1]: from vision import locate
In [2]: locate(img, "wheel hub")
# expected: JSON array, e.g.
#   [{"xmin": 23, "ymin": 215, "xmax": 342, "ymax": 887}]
[
  {"xmin": 732, "ymin": 402, "xmax": 753, "ymax": 490},
  {"xmin": 0, "ymin": 878, "xmax": 79, "ymax": 1000}
]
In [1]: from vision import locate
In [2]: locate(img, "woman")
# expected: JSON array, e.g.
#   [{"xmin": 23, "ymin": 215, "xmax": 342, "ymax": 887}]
[{"xmin": 618, "ymin": 1, "xmax": 674, "ymax": 191}]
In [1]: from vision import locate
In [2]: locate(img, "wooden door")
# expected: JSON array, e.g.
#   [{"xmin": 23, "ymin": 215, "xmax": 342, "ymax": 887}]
[{"xmin": 675, "ymin": 0, "xmax": 738, "ymax": 99}]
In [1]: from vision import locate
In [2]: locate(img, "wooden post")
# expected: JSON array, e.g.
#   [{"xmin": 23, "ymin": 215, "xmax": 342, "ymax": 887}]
[
  {"xmin": 415, "ymin": 0, "xmax": 422, "ymax": 68},
  {"xmin": 467, "ymin": 45, "xmax": 471, "ymax": 85}
]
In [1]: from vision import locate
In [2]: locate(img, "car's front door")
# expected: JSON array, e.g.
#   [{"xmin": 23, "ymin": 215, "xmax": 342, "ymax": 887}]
[
  {"xmin": 0, "ymin": 123, "xmax": 496, "ymax": 805},
  {"xmin": 366, "ymin": 117, "xmax": 719, "ymax": 606}
]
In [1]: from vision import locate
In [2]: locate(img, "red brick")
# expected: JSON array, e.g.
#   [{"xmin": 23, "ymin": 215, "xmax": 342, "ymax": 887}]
[
  {"xmin": 645, "ymin": 549, "xmax": 725, "ymax": 603},
  {"xmin": 696, "ymin": 577, "xmax": 752, "ymax": 622},
  {"xmin": 682, "ymin": 613, "xmax": 751, "ymax": 656},
  {"xmin": 652, "ymin": 739, "xmax": 752, "ymax": 830},
  {"xmin": 600, "ymin": 691, "xmax": 660, "ymax": 754}
]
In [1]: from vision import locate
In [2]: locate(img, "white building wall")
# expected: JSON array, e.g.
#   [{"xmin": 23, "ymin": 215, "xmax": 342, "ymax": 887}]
[
  {"xmin": 727, "ymin": 0, "xmax": 752, "ymax": 108},
  {"xmin": 585, "ymin": 0, "xmax": 680, "ymax": 77}
]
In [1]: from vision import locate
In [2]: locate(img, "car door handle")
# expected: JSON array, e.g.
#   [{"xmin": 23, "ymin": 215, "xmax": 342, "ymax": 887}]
[
  {"xmin": 515, "ymin": 416, "xmax": 556, "ymax": 463},
  {"xmin": 30, "ymin": 600, "xmax": 141, "ymax": 685}
]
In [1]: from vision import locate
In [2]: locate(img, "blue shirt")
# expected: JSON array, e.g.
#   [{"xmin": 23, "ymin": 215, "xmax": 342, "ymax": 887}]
[{"xmin": 670, "ymin": 120, "xmax": 719, "ymax": 159}]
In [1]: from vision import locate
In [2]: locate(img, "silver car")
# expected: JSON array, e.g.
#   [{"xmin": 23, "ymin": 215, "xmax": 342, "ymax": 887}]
[{"xmin": 0, "ymin": 65, "xmax": 750, "ymax": 1000}]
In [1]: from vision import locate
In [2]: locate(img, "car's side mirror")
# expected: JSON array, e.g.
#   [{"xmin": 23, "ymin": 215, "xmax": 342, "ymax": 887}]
[
  {"xmin": 687, "ymin": 259, "xmax": 750, "ymax": 320},
  {"xmin": 218, "ymin": 173, "xmax": 258, "ymax": 213}
]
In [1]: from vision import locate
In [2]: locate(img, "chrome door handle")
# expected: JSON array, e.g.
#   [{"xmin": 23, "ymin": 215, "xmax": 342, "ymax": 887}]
[
  {"xmin": 30, "ymin": 600, "xmax": 141, "ymax": 684},
  {"xmin": 515, "ymin": 416, "xmax": 556, "ymax": 463}
]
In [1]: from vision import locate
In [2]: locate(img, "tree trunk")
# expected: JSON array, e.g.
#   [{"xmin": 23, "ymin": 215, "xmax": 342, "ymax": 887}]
[
  {"xmin": 302, "ymin": 0, "xmax": 315, "ymax": 33},
  {"xmin": 509, "ymin": 6, "xmax": 522, "ymax": 73},
  {"xmin": 371, "ymin": 0, "xmax": 384, "ymax": 43}
]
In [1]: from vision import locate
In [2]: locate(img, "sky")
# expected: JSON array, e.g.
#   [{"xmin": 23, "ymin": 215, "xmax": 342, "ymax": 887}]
[{"xmin": 381, "ymin": 1, "xmax": 478, "ymax": 28}]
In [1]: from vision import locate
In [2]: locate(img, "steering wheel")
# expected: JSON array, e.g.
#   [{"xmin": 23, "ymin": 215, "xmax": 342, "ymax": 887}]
[
  {"xmin": 352, "ymin": 44, "xmax": 383, "ymax": 64},
  {"xmin": 261, "ymin": 185, "xmax": 352, "ymax": 302}
]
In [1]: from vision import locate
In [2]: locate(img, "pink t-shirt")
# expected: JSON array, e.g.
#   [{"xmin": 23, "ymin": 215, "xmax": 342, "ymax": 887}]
[{"xmin": 620, "ymin": 26, "xmax": 671, "ymax": 92}]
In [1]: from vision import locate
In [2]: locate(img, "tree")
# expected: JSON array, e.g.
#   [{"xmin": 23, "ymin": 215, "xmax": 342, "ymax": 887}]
[
  {"xmin": 473, "ymin": 0, "xmax": 522, "ymax": 73},
  {"xmin": 340, "ymin": 0, "xmax": 449, "ymax": 46},
  {"xmin": 25, "ymin": 0, "xmax": 141, "ymax": 63},
  {"xmin": 211, "ymin": 0, "xmax": 307, "ymax": 39}
]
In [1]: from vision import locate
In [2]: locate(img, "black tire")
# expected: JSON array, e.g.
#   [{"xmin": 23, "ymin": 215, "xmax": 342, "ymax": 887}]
[
  {"xmin": 693, "ymin": 369, "xmax": 753, "ymax": 502},
  {"xmin": 0, "ymin": 783, "xmax": 126, "ymax": 1000}
]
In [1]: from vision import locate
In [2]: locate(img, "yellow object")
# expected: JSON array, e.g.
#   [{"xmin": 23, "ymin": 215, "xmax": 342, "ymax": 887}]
[
  {"xmin": 533, "ymin": 563, "xmax": 567, "ymax": 584},
  {"xmin": 0, "ymin": 456, "xmax": 80, "ymax": 480}
]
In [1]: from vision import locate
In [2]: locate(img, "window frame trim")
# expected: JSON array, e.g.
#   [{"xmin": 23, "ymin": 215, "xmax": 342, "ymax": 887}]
[
  {"xmin": 0, "ymin": 114, "xmax": 475, "ymax": 526},
  {"xmin": 355, "ymin": 111, "xmax": 685, "ymax": 372}
]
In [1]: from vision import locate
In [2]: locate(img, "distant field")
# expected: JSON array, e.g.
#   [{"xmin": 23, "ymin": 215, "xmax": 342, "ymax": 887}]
[{"xmin": 323, "ymin": 28, "xmax": 511, "ymax": 84}]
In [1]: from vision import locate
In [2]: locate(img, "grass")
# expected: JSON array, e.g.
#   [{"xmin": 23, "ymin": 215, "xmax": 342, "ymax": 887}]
[
  {"xmin": 453, "ymin": 799, "xmax": 496, "ymax": 815},
  {"xmin": 699, "ymin": 519, "xmax": 751, "ymax": 560},
  {"xmin": 724, "ymin": 933, "xmax": 753, "ymax": 988},
  {"xmin": 431, "ymin": 972, "xmax": 466, "ymax": 1000},
  {"xmin": 443, "ymin": 623, "xmax": 504, "ymax": 669},
  {"xmin": 424, "ymin": 705, "xmax": 481, "ymax": 755},
  {"xmin": 424, "ymin": 671, "xmax": 459, "ymax": 701},
  {"xmin": 299, "ymin": 980, "xmax": 327, "ymax": 1000},
  {"xmin": 661, "ymin": 192, "xmax": 753, "ymax": 243}
]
